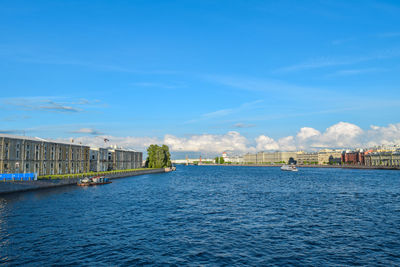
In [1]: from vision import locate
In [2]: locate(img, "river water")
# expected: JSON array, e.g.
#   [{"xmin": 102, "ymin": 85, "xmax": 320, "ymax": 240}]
[{"xmin": 1, "ymin": 165, "xmax": 400, "ymax": 266}]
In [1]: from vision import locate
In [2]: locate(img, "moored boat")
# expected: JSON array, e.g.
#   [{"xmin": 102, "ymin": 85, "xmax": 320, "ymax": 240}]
[
  {"xmin": 281, "ymin": 164, "xmax": 298, "ymax": 172},
  {"xmin": 77, "ymin": 176, "xmax": 112, "ymax": 186}
]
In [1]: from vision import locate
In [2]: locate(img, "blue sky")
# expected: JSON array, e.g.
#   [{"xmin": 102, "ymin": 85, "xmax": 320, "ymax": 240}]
[{"xmin": 1, "ymin": 0, "xmax": 400, "ymax": 154}]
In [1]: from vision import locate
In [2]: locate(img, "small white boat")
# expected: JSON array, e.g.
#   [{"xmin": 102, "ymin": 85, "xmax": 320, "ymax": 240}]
[
  {"xmin": 281, "ymin": 164, "xmax": 298, "ymax": 172},
  {"xmin": 78, "ymin": 176, "xmax": 111, "ymax": 186}
]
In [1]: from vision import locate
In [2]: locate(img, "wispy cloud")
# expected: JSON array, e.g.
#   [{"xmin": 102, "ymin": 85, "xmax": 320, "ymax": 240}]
[
  {"xmin": 1, "ymin": 115, "xmax": 31, "ymax": 122},
  {"xmin": 326, "ymin": 68, "xmax": 385, "ymax": 77},
  {"xmin": 377, "ymin": 32, "xmax": 400, "ymax": 38},
  {"xmin": 233, "ymin": 123, "xmax": 256, "ymax": 128},
  {"xmin": 39, "ymin": 101, "xmax": 81, "ymax": 112},
  {"xmin": 277, "ymin": 49, "xmax": 400, "ymax": 72},
  {"xmin": 0, "ymin": 46, "xmax": 179, "ymax": 75},
  {"xmin": 331, "ymin": 37, "xmax": 356, "ymax": 45},
  {"xmin": 0, "ymin": 129, "xmax": 27, "ymax": 135},
  {"xmin": 185, "ymin": 99, "xmax": 263, "ymax": 124},
  {"xmin": 202, "ymin": 100, "xmax": 263, "ymax": 119},
  {"xmin": 2, "ymin": 97, "xmax": 101, "ymax": 113},
  {"xmin": 70, "ymin": 128, "xmax": 104, "ymax": 135},
  {"xmin": 203, "ymin": 108, "xmax": 234, "ymax": 118},
  {"xmin": 131, "ymin": 82, "xmax": 185, "ymax": 89},
  {"xmin": 203, "ymin": 74, "xmax": 335, "ymax": 100}
]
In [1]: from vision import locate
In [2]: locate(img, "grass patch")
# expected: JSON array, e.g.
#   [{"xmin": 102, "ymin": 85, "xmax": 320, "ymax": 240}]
[{"xmin": 38, "ymin": 168, "xmax": 155, "ymax": 180}]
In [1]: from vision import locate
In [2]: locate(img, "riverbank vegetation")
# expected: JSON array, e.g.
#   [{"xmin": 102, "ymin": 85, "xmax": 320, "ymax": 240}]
[
  {"xmin": 145, "ymin": 144, "xmax": 172, "ymax": 168},
  {"xmin": 38, "ymin": 168, "xmax": 151, "ymax": 180}
]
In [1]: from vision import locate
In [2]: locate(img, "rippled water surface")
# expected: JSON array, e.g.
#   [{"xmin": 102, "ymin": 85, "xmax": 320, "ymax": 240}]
[{"xmin": 1, "ymin": 165, "xmax": 400, "ymax": 266}]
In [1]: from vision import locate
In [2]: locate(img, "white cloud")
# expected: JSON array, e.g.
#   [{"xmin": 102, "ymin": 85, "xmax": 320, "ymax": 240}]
[
  {"xmin": 65, "ymin": 135, "xmax": 161, "ymax": 150},
  {"xmin": 256, "ymin": 135, "xmax": 279, "ymax": 151},
  {"xmin": 164, "ymin": 131, "xmax": 252, "ymax": 153},
  {"xmin": 318, "ymin": 122, "xmax": 363, "ymax": 147},
  {"xmin": 366, "ymin": 123, "xmax": 400, "ymax": 147},
  {"xmin": 297, "ymin": 127, "xmax": 321, "ymax": 140},
  {"xmin": 70, "ymin": 128, "xmax": 104, "ymax": 135},
  {"xmin": 60, "ymin": 122, "xmax": 400, "ymax": 155},
  {"xmin": 278, "ymin": 136, "xmax": 296, "ymax": 151},
  {"xmin": 256, "ymin": 122, "xmax": 377, "ymax": 152}
]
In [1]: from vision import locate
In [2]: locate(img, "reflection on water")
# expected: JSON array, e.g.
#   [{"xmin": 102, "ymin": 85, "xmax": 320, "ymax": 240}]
[{"xmin": 0, "ymin": 166, "xmax": 400, "ymax": 265}]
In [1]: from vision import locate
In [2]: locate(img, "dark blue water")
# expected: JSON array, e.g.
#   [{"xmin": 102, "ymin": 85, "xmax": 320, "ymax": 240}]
[{"xmin": 1, "ymin": 166, "xmax": 400, "ymax": 266}]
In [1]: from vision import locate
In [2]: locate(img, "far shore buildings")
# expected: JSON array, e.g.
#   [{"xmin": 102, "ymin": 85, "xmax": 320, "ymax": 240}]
[
  {"xmin": 243, "ymin": 150, "xmax": 341, "ymax": 165},
  {"xmin": 0, "ymin": 134, "xmax": 142, "ymax": 176}
]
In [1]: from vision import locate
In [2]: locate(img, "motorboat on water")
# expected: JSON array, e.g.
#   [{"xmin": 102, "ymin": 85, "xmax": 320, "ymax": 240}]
[
  {"xmin": 77, "ymin": 176, "xmax": 112, "ymax": 186},
  {"xmin": 281, "ymin": 164, "xmax": 298, "ymax": 172}
]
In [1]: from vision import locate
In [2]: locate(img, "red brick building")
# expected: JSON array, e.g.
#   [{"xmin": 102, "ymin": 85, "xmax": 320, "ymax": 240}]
[{"xmin": 341, "ymin": 150, "xmax": 373, "ymax": 165}]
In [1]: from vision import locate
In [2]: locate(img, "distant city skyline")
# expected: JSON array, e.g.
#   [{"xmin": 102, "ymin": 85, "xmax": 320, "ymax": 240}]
[{"xmin": 1, "ymin": 1, "xmax": 400, "ymax": 154}]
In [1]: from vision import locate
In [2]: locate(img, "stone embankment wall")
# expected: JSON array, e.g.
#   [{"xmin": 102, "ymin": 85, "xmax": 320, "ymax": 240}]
[{"xmin": 0, "ymin": 168, "xmax": 166, "ymax": 195}]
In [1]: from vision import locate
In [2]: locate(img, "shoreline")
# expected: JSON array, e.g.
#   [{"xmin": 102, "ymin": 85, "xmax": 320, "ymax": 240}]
[
  {"xmin": 0, "ymin": 168, "xmax": 167, "ymax": 195},
  {"xmin": 197, "ymin": 163, "xmax": 400, "ymax": 170}
]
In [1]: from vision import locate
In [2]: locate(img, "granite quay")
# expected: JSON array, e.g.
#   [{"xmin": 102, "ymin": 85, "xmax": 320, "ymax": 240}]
[{"xmin": 0, "ymin": 168, "xmax": 168, "ymax": 195}]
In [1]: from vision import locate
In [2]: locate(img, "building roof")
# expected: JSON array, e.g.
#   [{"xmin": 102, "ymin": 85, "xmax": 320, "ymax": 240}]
[
  {"xmin": 0, "ymin": 133, "xmax": 45, "ymax": 142},
  {"xmin": 0, "ymin": 133, "xmax": 89, "ymax": 147}
]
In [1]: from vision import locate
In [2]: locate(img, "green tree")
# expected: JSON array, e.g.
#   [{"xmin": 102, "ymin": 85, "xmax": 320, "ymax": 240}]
[
  {"xmin": 219, "ymin": 157, "xmax": 225, "ymax": 164},
  {"xmin": 145, "ymin": 144, "xmax": 172, "ymax": 168},
  {"xmin": 215, "ymin": 157, "xmax": 219, "ymax": 164}
]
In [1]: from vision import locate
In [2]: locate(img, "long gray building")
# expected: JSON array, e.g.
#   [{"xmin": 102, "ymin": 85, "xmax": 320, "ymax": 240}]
[
  {"xmin": 1, "ymin": 134, "xmax": 143, "ymax": 176},
  {"xmin": 90, "ymin": 146, "xmax": 142, "ymax": 172},
  {"xmin": 0, "ymin": 134, "xmax": 90, "ymax": 176}
]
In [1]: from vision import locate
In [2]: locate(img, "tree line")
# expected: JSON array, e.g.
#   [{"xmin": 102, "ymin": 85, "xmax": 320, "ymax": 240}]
[{"xmin": 145, "ymin": 144, "xmax": 172, "ymax": 168}]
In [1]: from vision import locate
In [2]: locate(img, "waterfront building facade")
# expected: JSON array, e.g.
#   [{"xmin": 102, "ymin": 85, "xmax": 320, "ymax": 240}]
[
  {"xmin": 364, "ymin": 152, "xmax": 400, "ymax": 167},
  {"xmin": 342, "ymin": 151, "xmax": 363, "ymax": 165},
  {"xmin": 90, "ymin": 147, "xmax": 142, "ymax": 172},
  {"xmin": 297, "ymin": 152, "xmax": 319, "ymax": 165},
  {"xmin": 243, "ymin": 151, "xmax": 300, "ymax": 164},
  {"xmin": 90, "ymin": 147, "xmax": 111, "ymax": 172},
  {"xmin": 317, "ymin": 149, "xmax": 342, "ymax": 165},
  {"xmin": 1, "ymin": 134, "xmax": 143, "ymax": 176},
  {"xmin": 112, "ymin": 148, "xmax": 142, "ymax": 170},
  {"xmin": 243, "ymin": 153, "xmax": 257, "ymax": 163},
  {"xmin": 0, "ymin": 134, "xmax": 90, "ymax": 176}
]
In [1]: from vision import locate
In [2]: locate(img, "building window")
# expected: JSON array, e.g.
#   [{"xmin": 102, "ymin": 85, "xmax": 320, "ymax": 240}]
[
  {"xmin": 35, "ymin": 145, "xmax": 39, "ymax": 160},
  {"xmin": 5, "ymin": 143, "xmax": 9, "ymax": 159},
  {"xmin": 16, "ymin": 150, "xmax": 20, "ymax": 159},
  {"xmin": 26, "ymin": 151, "xmax": 30, "ymax": 160},
  {"xmin": 26, "ymin": 163, "xmax": 29, "ymax": 170},
  {"xmin": 4, "ymin": 163, "xmax": 8, "ymax": 170}
]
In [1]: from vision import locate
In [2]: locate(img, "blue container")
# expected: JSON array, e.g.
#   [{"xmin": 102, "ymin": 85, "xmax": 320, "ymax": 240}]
[{"xmin": 1, "ymin": 173, "xmax": 36, "ymax": 181}]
